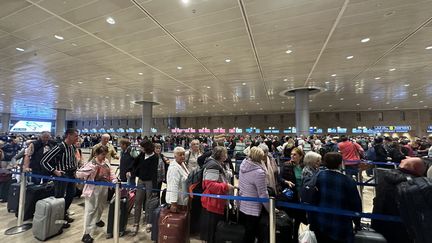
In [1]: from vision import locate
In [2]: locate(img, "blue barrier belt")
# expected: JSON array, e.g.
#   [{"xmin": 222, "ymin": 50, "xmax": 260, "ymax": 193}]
[
  {"xmin": 10, "ymin": 171, "xmax": 399, "ymax": 222},
  {"xmin": 276, "ymin": 201, "xmax": 402, "ymax": 223}
]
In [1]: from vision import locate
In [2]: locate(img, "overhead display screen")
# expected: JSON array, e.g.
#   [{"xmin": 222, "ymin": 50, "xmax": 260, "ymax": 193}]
[{"xmin": 10, "ymin": 121, "xmax": 52, "ymax": 133}]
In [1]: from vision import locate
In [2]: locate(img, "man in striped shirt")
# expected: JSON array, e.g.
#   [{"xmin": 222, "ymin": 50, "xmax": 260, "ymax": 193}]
[{"xmin": 40, "ymin": 128, "xmax": 79, "ymax": 227}]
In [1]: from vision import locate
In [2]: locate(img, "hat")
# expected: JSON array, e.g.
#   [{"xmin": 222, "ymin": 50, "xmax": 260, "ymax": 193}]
[{"xmin": 399, "ymin": 157, "xmax": 426, "ymax": 177}]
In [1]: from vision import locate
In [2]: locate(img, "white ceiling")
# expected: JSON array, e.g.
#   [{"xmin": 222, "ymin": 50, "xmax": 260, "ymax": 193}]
[{"xmin": 0, "ymin": 0, "xmax": 432, "ymax": 120}]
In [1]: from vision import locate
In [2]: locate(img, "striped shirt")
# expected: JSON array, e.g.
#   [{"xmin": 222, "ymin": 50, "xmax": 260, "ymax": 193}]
[{"xmin": 40, "ymin": 141, "xmax": 77, "ymax": 172}]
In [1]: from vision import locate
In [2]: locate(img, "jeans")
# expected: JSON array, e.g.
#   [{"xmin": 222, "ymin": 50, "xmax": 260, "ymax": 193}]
[{"xmin": 54, "ymin": 171, "xmax": 76, "ymax": 216}]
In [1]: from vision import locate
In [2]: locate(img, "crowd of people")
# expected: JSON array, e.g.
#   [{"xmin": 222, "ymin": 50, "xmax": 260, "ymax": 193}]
[{"xmin": 1, "ymin": 130, "xmax": 432, "ymax": 242}]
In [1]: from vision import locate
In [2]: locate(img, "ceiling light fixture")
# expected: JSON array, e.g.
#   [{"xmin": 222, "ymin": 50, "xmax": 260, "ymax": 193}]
[
  {"xmin": 71, "ymin": 43, "xmax": 77, "ymax": 46},
  {"xmin": 346, "ymin": 55, "xmax": 354, "ymax": 59},
  {"xmin": 425, "ymin": 46, "xmax": 432, "ymax": 50},
  {"xmin": 340, "ymin": 98, "xmax": 344, "ymax": 100},
  {"xmin": 389, "ymin": 68, "xmax": 396, "ymax": 71},
  {"xmin": 242, "ymin": 82, "xmax": 246, "ymax": 86},
  {"xmin": 54, "ymin": 35, "xmax": 64, "ymax": 40},
  {"xmin": 386, "ymin": 102, "xmax": 390, "ymax": 104},
  {"xmin": 361, "ymin": 38, "xmax": 370, "ymax": 43},
  {"xmin": 368, "ymin": 108, "xmax": 372, "ymax": 110},
  {"xmin": 329, "ymin": 105, "xmax": 333, "ymax": 107},
  {"xmin": 394, "ymin": 106, "xmax": 399, "ymax": 109},
  {"xmin": 225, "ymin": 58, "xmax": 231, "ymax": 63},
  {"xmin": 283, "ymin": 78, "xmax": 288, "ymax": 82},
  {"xmin": 138, "ymin": 72, "xmax": 143, "ymax": 75},
  {"xmin": 412, "ymin": 93, "xmax": 418, "ymax": 96},
  {"xmin": 325, "ymin": 81, "xmax": 330, "ymax": 84},
  {"xmin": 356, "ymin": 104, "xmax": 360, "ymax": 106},
  {"xmin": 106, "ymin": 17, "xmax": 116, "ymax": 25},
  {"xmin": 182, "ymin": 0, "xmax": 189, "ymax": 3},
  {"xmin": 375, "ymin": 77, "xmax": 381, "ymax": 80},
  {"xmin": 105, "ymin": 77, "xmax": 111, "ymax": 80},
  {"xmin": 404, "ymin": 84, "xmax": 410, "ymax": 87},
  {"xmin": 16, "ymin": 47, "xmax": 24, "ymax": 52},
  {"xmin": 285, "ymin": 50, "xmax": 292, "ymax": 54},
  {"xmin": 78, "ymin": 81, "xmax": 83, "ymax": 84},
  {"xmin": 177, "ymin": 66, "xmax": 183, "ymax": 70},
  {"xmin": 419, "ymin": 100, "xmax": 424, "ymax": 103},
  {"xmin": 176, "ymin": 89, "xmax": 180, "ymax": 92},
  {"xmin": 206, "ymin": 86, "xmax": 211, "ymax": 89},
  {"xmin": 331, "ymin": 74, "xmax": 337, "ymax": 77}
]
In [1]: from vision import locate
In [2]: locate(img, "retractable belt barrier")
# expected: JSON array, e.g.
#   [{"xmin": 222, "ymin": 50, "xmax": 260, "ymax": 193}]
[{"xmin": 9, "ymin": 171, "xmax": 400, "ymax": 223}]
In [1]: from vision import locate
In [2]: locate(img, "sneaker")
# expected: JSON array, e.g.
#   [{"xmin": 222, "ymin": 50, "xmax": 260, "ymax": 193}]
[
  {"xmin": 96, "ymin": 220, "xmax": 105, "ymax": 227},
  {"xmin": 81, "ymin": 234, "xmax": 94, "ymax": 243},
  {"xmin": 65, "ymin": 215, "xmax": 74, "ymax": 223}
]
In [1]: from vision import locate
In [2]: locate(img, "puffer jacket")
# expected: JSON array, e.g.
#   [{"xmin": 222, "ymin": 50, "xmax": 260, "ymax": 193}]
[{"xmin": 201, "ymin": 157, "xmax": 229, "ymax": 215}]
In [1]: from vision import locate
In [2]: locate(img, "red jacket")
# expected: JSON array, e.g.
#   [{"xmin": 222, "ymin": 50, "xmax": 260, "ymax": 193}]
[{"xmin": 201, "ymin": 158, "xmax": 229, "ymax": 215}]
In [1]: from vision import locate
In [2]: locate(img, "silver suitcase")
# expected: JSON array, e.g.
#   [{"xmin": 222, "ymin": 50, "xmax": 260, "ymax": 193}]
[{"xmin": 32, "ymin": 197, "xmax": 65, "ymax": 241}]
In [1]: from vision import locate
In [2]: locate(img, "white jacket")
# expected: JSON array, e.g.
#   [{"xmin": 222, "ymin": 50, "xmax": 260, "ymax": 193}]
[{"xmin": 166, "ymin": 161, "xmax": 190, "ymax": 206}]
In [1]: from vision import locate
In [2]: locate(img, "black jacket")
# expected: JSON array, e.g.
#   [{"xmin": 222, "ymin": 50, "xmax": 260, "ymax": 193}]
[
  {"xmin": 119, "ymin": 146, "xmax": 135, "ymax": 182},
  {"xmin": 130, "ymin": 153, "xmax": 159, "ymax": 190},
  {"xmin": 373, "ymin": 144, "xmax": 388, "ymax": 162}
]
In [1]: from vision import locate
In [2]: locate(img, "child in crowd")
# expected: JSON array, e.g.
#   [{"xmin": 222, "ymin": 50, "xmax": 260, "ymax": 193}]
[{"xmin": 76, "ymin": 145, "xmax": 116, "ymax": 243}]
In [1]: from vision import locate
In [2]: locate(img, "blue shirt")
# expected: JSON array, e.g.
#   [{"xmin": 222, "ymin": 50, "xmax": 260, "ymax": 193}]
[{"xmin": 309, "ymin": 169, "xmax": 362, "ymax": 243}]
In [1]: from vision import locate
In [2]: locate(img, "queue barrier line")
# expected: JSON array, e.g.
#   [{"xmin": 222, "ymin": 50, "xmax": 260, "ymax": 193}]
[
  {"xmin": 276, "ymin": 201, "xmax": 402, "ymax": 223},
  {"xmin": 11, "ymin": 171, "xmax": 401, "ymax": 223}
]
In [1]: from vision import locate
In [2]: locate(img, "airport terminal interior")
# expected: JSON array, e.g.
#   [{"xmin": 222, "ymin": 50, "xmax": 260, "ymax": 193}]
[{"xmin": 1, "ymin": 0, "xmax": 432, "ymax": 242}]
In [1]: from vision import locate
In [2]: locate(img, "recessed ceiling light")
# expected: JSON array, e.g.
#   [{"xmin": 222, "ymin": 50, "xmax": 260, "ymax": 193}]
[
  {"xmin": 375, "ymin": 77, "xmax": 381, "ymax": 80},
  {"xmin": 361, "ymin": 38, "xmax": 370, "ymax": 43},
  {"xmin": 285, "ymin": 50, "xmax": 292, "ymax": 54},
  {"xmin": 225, "ymin": 58, "xmax": 231, "ymax": 63},
  {"xmin": 260, "ymin": 108, "xmax": 263, "ymax": 110},
  {"xmin": 16, "ymin": 47, "xmax": 24, "ymax": 52},
  {"xmin": 394, "ymin": 106, "xmax": 399, "ymax": 109},
  {"xmin": 281, "ymin": 101, "xmax": 285, "ymax": 104},
  {"xmin": 176, "ymin": 89, "xmax": 180, "ymax": 92},
  {"xmin": 177, "ymin": 66, "xmax": 183, "ymax": 70},
  {"xmin": 256, "ymin": 102, "xmax": 260, "ymax": 105},
  {"xmin": 419, "ymin": 100, "xmax": 424, "ymax": 103},
  {"xmin": 329, "ymin": 105, "xmax": 333, "ymax": 107},
  {"xmin": 425, "ymin": 46, "xmax": 432, "ymax": 50},
  {"xmin": 206, "ymin": 86, "xmax": 211, "ymax": 89},
  {"xmin": 386, "ymin": 102, "xmax": 390, "ymax": 104},
  {"xmin": 105, "ymin": 77, "xmax": 111, "ymax": 80},
  {"xmin": 78, "ymin": 81, "xmax": 83, "ymax": 84},
  {"xmin": 283, "ymin": 78, "xmax": 288, "ymax": 82},
  {"xmin": 325, "ymin": 81, "xmax": 330, "ymax": 84},
  {"xmin": 309, "ymin": 99, "xmax": 312, "ymax": 102},
  {"xmin": 54, "ymin": 85, "xmax": 59, "ymax": 88},
  {"xmin": 346, "ymin": 55, "xmax": 354, "ymax": 59},
  {"xmin": 331, "ymin": 74, "xmax": 337, "ymax": 77},
  {"xmin": 1, "ymin": 93, "xmax": 4, "ymax": 96},
  {"xmin": 149, "ymin": 91, "xmax": 153, "ymax": 94},
  {"xmin": 55, "ymin": 101, "xmax": 58, "ymax": 103},
  {"xmin": 223, "ymin": 97, "xmax": 226, "ymax": 99},
  {"xmin": 54, "ymin": 35, "xmax": 64, "ymax": 40},
  {"xmin": 404, "ymin": 84, "xmax": 410, "ymax": 87},
  {"xmin": 242, "ymin": 82, "xmax": 246, "ymax": 86},
  {"xmin": 424, "ymin": 106, "xmax": 428, "ymax": 108},
  {"xmin": 138, "ymin": 72, "xmax": 143, "ymax": 75},
  {"xmin": 356, "ymin": 104, "xmax": 360, "ymax": 106},
  {"xmin": 389, "ymin": 68, "xmax": 396, "ymax": 71},
  {"xmin": 106, "ymin": 17, "xmax": 116, "ymax": 25},
  {"xmin": 71, "ymin": 43, "xmax": 77, "ymax": 46},
  {"xmin": 182, "ymin": 0, "xmax": 189, "ymax": 3},
  {"xmin": 368, "ymin": 108, "xmax": 372, "ymax": 110},
  {"xmin": 340, "ymin": 98, "xmax": 344, "ymax": 100},
  {"xmin": 375, "ymin": 96, "xmax": 379, "ymax": 99},
  {"xmin": 412, "ymin": 93, "xmax": 418, "ymax": 96},
  {"xmin": 125, "ymin": 94, "xmax": 130, "ymax": 96}
]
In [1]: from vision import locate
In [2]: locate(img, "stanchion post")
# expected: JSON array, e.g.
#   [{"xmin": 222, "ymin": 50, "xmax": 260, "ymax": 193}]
[
  {"xmin": 113, "ymin": 181, "xmax": 121, "ymax": 243},
  {"xmin": 269, "ymin": 197, "xmax": 276, "ymax": 243},
  {"xmin": 5, "ymin": 169, "xmax": 32, "ymax": 235}
]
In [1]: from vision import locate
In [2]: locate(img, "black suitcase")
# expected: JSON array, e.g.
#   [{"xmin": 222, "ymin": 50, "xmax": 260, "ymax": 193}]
[
  {"xmin": 7, "ymin": 182, "xmax": 35, "ymax": 213},
  {"xmin": 10, "ymin": 183, "xmax": 54, "ymax": 220},
  {"xmin": 106, "ymin": 197, "xmax": 129, "ymax": 238},
  {"xmin": 0, "ymin": 178, "xmax": 17, "ymax": 202},
  {"xmin": 397, "ymin": 177, "xmax": 432, "ymax": 243},
  {"xmin": 215, "ymin": 206, "xmax": 245, "ymax": 243}
]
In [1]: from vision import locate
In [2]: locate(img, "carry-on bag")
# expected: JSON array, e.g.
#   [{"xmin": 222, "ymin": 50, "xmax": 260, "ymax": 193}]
[
  {"xmin": 106, "ymin": 196, "xmax": 129, "ymax": 238},
  {"xmin": 397, "ymin": 176, "xmax": 432, "ymax": 243},
  {"xmin": 355, "ymin": 229, "xmax": 387, "ymax": 243},
  {"xmin": 7, "ymin": 181, "xmax": 35, "ymax": 213},
  {"xmin": 32, "ymin": 197, "xmax": 65, "ymax": 241},
  {"xmin": 15, "ymin": 183, "xmax": 55, "ymax": 220},
  {"xmin": 158, "ymin": 207, "xmax": 189, "ymax": 243}
]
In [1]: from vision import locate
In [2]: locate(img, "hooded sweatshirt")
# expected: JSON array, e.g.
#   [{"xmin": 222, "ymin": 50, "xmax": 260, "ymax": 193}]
[{"xmin": 239, "ymin": 158, "xmax": 269, "ymax": 217}]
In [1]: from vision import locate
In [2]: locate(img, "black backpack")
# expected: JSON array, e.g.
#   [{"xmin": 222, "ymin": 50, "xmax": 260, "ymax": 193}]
[{"xmin": 300, "ymin": 170, "xmax": 322, "ymax": 204}]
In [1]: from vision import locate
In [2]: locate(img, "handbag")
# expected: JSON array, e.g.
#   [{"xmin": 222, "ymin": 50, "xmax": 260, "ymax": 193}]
[{"xmin": 298, "ymin": 227, "xmax": 317, "ymax": 243}]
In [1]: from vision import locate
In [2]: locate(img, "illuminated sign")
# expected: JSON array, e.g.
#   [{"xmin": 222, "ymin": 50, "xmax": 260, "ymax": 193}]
[
  {"xmin": 352, "ymin": 128, "xmax": 363, "ymax": 134},
  {"xmin": 327, "ymin": 128, "xmax": 337, "ymax": 133},
  {"xmin": 373, "ymin": 126, "xmax": 411, "ymax": 133},
  {"xmin": 337, "ymin": 127, "xmax": 347, "ymax": 133},
  {"xmin": 151, "ymin": 128, "xmax": 157, "ymax": 133},
  {"xmin": 116, "ymin": 128, "xmax": 125, "ymax": 133},
  {"xmin": 10, "ymin": 121, "xmax": 52, "ymax": 133},
  {"xmin": 98, "ymin": 128, "xmax": 106, "ymax": 133}
]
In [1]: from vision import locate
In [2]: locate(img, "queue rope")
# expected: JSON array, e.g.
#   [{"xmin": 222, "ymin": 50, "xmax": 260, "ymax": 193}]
[{"xmin": 10, "ymin": 171, "xmax": 401, "ymax": 223}]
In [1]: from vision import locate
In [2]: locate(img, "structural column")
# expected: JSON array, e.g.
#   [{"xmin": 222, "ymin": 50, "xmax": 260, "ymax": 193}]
[
  {"xmin": 294, "ymin": 89, "xmax": 311, "ymax": 136},
  {"xmin": 55, "ymin": 109, "xmax": 67, "ymax": 137},
  {"xmin": 136, "ymin": 101, "xmax": 156, "ymax": 137},
  {"xmin": 1, "ymin": 113, "xmax": 11, "ymax": 133}
]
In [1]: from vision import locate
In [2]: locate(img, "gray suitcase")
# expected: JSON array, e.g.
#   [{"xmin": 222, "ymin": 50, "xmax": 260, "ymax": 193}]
[
  {"xmin": 355, "ymin": 230, "xmax": 387, "ymax": 243},
  {"xmin": 32, "ymin": 197, "xmax": 65, "ymax": 241}
]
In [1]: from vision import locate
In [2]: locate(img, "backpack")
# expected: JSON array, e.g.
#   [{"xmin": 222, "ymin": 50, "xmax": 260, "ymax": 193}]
[
  {"xmin": 300, "ymin": 170, "xmax": 322, "ymax": 204},
  {"xmin": 186, "ymin": 167, "xmax": 204, "ymax": 197},
  {"xmin": 318, "ymin": 146, "xmax": 330, "ymax": 157}
]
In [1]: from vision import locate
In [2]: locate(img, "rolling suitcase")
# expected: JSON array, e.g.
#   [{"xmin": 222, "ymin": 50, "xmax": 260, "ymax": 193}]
[
  {"xmin": 15, "ymin": 183, "xmax": 55, "ymax": 220},
  {"xmin": 7, "ymin": 182, "xmax": 34, "ymax": 213},
  {"xmin": 158, "ymin": 207, "xmax": 189, "ymax": 243},
  {"xmin": 32, "ymin": 197, "xmax": 65, "ymax": 241},
  {"xmin": 151, "ymin": 204, "xmax": 168, "ymax": 241},
  {"xmin": 106, "ymin": 196, "xmax": 129, "ymax": 238},
  {"xmin": 0, "ymin": 178, "xmax": 16, "ymax": 202}
]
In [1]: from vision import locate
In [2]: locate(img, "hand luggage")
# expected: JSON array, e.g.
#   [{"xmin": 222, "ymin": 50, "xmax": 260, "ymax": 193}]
[
  {"xmin": 145, "ymin": 196, "xmax": 159, "ymax": 224},
  {"xmin": 106, "ymin": 196, "xmax": 129, "ymax": 238},
  {"xmin": 7, "ymin": 182, "xmax": 35, "ymax": 213},
  {"xmin": 15, "ymin": 183, "xmax": 55, "ymax": 220},
  {"xmin": 355, "ymin": 230, "xmax": 387, "ymax": 243},
  {"xmin": 397, "ymin": 176, "xmax": 432, "ymax": 243},
  {"xmin": 215, "ymin": 206, "xmax": 245, "ymax": 243},
  {"xmin": 158, "ymin": 207, "xmax": 189, "ymax": 243},
  {"xmin": 0, "ymin": 177, "xmax": 16, "ymax": 202},
  {"xmin": 151, "ymin": 204, "xmax": 168, "ymax": 241},
  {"xmin": 32, "ymin": 197, "xmax": 65, "ymax": 241}
]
